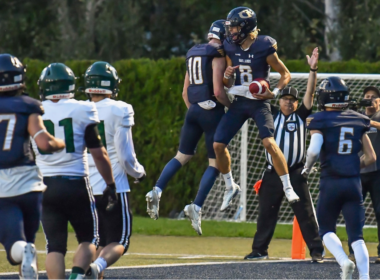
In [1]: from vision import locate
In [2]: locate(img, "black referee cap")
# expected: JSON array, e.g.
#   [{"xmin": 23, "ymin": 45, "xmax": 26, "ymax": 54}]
[
  {"xmin": 280, "ymin": 87, "xmax": 299, "ymax": 100},
  {"xmin": 363, "ymin": 86, "xmax": 380, "ymax": 98}
]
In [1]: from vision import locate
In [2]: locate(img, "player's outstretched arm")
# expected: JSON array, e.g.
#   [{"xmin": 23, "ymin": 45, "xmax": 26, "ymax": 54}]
[
  {"xmin": 213, "ymin": 57, "xmax": 231, "ymax": 108},
  {"xmin": 28, "ymin": 113, "xmax": 65, "ymax": 153},
  {"xmin": 182, "ymin": 72, "xmax": 191, "ymax": 109},
  {"xmin": 266, "ymin": 52, "xmax": 291, "ymax": 92},
  {"xmin": 302, "ymin": 130, "xmax": 323, "ymax": 174},
  {"xmin": 114, "ymin": 126, "xmax": 146, "ymax": 182},
  {"xmin": 304, "ymin": 47, "xmax": 319, "ymax": 110},
  {"xmin": 360, "ymin": 133, "xmax": 376, "ymax": 168}
]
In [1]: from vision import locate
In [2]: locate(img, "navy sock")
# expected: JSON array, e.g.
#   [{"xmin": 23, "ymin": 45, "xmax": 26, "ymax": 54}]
[
  {"xmin": 155, "ymin": 158, "xmax": 182, "ymax": 191},
  {"xmin": 193, "ymin": 166, "xmax": 220, "ymax": 207}
]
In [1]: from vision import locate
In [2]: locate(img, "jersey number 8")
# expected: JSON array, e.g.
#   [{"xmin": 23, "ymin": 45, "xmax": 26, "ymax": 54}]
[{"xmin": 239, "ymin": 65, "xmax": 253, "ymax": 85}]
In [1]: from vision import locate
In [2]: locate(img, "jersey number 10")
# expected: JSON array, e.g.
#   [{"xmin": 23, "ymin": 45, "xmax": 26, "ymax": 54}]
[{"xmin": 188, "ymin": 57, "xmax": 203, "ymax": 85}]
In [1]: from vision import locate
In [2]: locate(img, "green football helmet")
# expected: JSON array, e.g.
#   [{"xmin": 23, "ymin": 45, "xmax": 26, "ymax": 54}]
[
  {"xmin": 38, "ymin": 63, "xmax": 76, "ymax": 100},
  {"xmin": 84, "ymin": 61, "xmax": 121, "ymax": 98}
]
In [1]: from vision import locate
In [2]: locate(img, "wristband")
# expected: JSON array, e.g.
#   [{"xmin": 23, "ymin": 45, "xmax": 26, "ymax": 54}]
[
  {"xmin": 224, "ymin": 73, "xmax": 231, "ymax": 79},
  {"xmin": 107, "ymin": 182, "xmax": 116, "ymax": 190},
  {"xmin": 310, "ymin": 67, "xmax": 318, "ymax": 72},
  {"xmin": 33, "ymin": 129, "xmax": 47, "ymax": 140},
  {"xmin": 272, "ymin": 88, "xmax": 280, "ymax": 97}
]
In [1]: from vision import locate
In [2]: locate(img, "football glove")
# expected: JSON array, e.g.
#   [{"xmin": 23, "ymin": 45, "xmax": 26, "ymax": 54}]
[
  {"xmin": 134, "ymin": 173, "xmax": 146, "ymax": 184},
  {"xmin": 103, "ymin": 182, "xmax": 118, "ymax": 212}
]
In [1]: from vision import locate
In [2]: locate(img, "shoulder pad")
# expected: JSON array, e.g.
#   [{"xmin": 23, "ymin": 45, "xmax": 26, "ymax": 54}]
[
  {"xmin": 306, "ymin": 112, "xmax": 325, "ymax": 130},
  {"xmin": 257, "ymin": 35, "xmax": 277, "ymax": 54},
  {"xmin": 112, "ymin": 100, "xmax": 135, "ymax": 127},
  {"xmin": 23, "ymin": 96, "xmax": 44, "ymax": 115},
  {"xmin": 76, "ymin": 100, "xmax": 99, "ymax": 125},
  {"xmin": 206, "ymin": 44, "xmax": 225, "ymax": 57}
]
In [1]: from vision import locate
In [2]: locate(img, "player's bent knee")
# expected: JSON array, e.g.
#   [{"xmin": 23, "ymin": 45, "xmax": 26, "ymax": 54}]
[
  {"xmin": 262, "ymin": 137, "xmax": 278, "ymax": 154},
  {"xmin": 213, "ymin": 142, "xmax": 226, "ymax": 155},
  {"xmin": 174, "ymin": 152, "xmax": 193, "ymax": 165}
]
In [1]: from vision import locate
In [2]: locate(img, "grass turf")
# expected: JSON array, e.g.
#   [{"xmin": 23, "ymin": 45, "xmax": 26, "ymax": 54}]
[{"xmin": 62, "ymin": 216, "xmax": 378, "ymax": 242}]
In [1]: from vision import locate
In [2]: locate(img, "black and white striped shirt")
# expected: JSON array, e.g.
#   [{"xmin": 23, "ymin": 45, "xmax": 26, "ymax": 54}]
[{"xmin": 265, "ymin": 103, "xmax": 312, "ymax": 168}]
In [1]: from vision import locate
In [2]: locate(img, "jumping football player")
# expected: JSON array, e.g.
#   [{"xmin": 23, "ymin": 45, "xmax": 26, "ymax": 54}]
[
  {"xmin": 84, "ymin": 61, "xmax": 146, "ymax": 279},
  {"xmin": 146, "ymin": 20, "xmax": 233, "ymax": 234},
  {"xmin": 32, "ymin": 63, "xmax": 117, "ymax": 279},
  {"xmin": 214, "ymin": 7, "xmax": 299, "ymax": 210},
  {"xmin": 303, "ymin": 77, "xmax": 375, "ymax": 279},
  {"xmin": 0, "ymin": 54, "xmax": 65, "ymax": 280}
]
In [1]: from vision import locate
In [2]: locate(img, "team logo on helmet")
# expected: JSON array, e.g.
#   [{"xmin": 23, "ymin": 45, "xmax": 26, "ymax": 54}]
[{"xmin": 238, "ymin": 9, "xmax": 254, "ymax": 19}]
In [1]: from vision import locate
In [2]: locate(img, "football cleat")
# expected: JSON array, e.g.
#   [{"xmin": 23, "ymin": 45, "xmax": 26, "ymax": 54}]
[
  {"xmin": 375, "ymin": 254, "xmax": 380, "ymax": 264},
  {"xmin": 284, "ymin": 187, "xmax": 300, "ymax": 203},
  {"xmin": 220, "ymin": 182, "xmax": 240, "ymax": 211},
  {"xmin": 145, "ymin": 187, "xmax": 160, "ymax": 220},
  {"xmin": 311, "ymin": 252, "xmax": 324, "ymax": 263},
  {"xmin": 85, "ymin": 263, "xmax": 99, "ymax": 279},
  {"xmin": 21, "ymin": 243, "xmax": 38, "ymax": 280},
  {"xmin": 340, "ymin": 259, "xmax": 355, "ymax": 280},
  {"xmin": 184, "ymin": 204, "xmax": 202, "ymax": 235},
  {"xmin": 244, "ymin": 251, "xmax": 268, "ymax": 260}
]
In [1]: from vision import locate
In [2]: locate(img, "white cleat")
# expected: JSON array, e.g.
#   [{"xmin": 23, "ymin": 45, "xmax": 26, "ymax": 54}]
[
  {"xmin": 85, "ymin": 263, "xmax": 99, "ymax": 279},
  {"xmin": 146, "ymin": 187, "xmax": 160, "ymax": 220},
  {"xmin": 220, "ymin": 182, "xmax": 240, "ymax": 212},
  {"xmin": 340, "ymin": 259, "xmax": 355, "ymax": 279},
  {"xmin": 21, "ymin": 243, "xmax": 38, "ymax": 280},
  {"xmin": 184, "ymin": 204, "xmax": 202, "ymax": 235},
  {"xmin": 284, "ymin": 187, "xmax": 300, "ymax": 203}
]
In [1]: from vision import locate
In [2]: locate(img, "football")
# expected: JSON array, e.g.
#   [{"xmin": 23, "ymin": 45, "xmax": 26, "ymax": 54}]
[{"xmin": 249, "ymin": 78, "xmax": 270, "ymax": 95}]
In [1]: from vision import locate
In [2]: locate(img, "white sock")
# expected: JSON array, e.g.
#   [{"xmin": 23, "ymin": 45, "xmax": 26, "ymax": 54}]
[
  {"xmin": 222, "ymin": 171, "xmax": 233, "ymax": 189},
  {"xmin": 194, "ymin": 204, "xmax": 201, "ymax": 212},
  {"xmin": 154, "ymin": 186, "xmax": 162, "ymax": 197},
  {"xmin": 323, "ymin": 232, "xmax": 348, "ymax": 267},
  {"xmin": 352, "ymin": 240, "xmax": 370, "ymax": 279},
  {"xmin": 279, "ymin": 174, "xmax": 292, "ymax": 190},
  {"xmin": 10, "ymin": 241, "xmax": 27, "ymax": 263},
  {"xmin": 94, "ymin": 257, "xmax": 107, "ymax": 274}
]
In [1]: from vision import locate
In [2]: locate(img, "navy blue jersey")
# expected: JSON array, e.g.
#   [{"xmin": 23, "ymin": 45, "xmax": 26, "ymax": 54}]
[
  {"xmin": 224, "ymin": 35, "xmax": 277, "ymax": 86},
  {"xmin": 186, "ymin": 43, "xmax": 225, "ymax": 104},
  {"xmin": 0, "ymin": 95, "xmax": 44, "ymax": 169},
  {"xmin": 306, "ymin": 110, "xmax": 370, "ymax": 178}
]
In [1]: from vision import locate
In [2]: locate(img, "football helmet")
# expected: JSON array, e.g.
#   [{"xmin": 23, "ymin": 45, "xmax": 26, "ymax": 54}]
[
  {"xmin": 225, "ymin": 7, "xmax": 257, "ymax": 44},
  {"xmin": 38, "ymin": 63, "xmax": 76, "ymax": 100},
  {"xmin": 208, "ymin": 19, "xmax": 226, "ymax": 42},
  {"xmin": 84, "ymin": 61, "xmax": 121, "ymax": 98},
  {"xmin": 0, "ymin": 53, "xmax": 26, "ymax": 95},
  {"xmin": 316, "ymin": 76, "xmax": 350, "ymax": 109}
]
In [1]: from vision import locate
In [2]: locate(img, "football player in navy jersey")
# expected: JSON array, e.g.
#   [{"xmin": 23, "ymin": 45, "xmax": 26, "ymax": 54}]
[
  {"xmin": 0, "ymin": 54, "xmax": 65, "ymax": 279},
  {"xmin": 303, "ymin": 77, "xmax": 375, "ymax": 279},
  {"xmin": 213, "ymin": 7, "xmax": 299, "ymax": 210},
  {"xmin": 145, "ymin": 20, "xmax": 233, "ymax": 234}
]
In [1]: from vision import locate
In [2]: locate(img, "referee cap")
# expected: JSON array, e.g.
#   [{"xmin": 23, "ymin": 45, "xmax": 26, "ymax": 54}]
[
  {"xmin": 363, "ymin": 86, "xmax": 380, "ymax": 98},
  {"xmin": 280, "ymin": 87, "xmax": 299, "ymax": 100}
]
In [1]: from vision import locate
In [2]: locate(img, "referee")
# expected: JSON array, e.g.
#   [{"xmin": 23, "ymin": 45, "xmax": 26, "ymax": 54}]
[{"xmin": 244, "ymin": 47, "xmax": 324, "ymax": 262}]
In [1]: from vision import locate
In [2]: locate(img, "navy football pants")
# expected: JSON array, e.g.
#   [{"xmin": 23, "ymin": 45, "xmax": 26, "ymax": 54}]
[
  {"xmin": 317, "ymin": 176, "xmax": 365, "ymax": 245},
  {"xmin": 179, "ymin": 103, "xmax": 225, "ymax": 158},
  {"xmin": 214, "ymin": 97, "xmax": 274, "ymax": 145},
  {"xmin": 0, "ymin": 191, "xmax": 42, "ymax": 265}
]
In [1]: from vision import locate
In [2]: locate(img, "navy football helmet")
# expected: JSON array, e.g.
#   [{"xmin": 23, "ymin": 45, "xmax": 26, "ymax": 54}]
[
  {"xmin": 208, "ymin": 20, "xmax": 226, "ymax": 42},
  {"xmin": 225, "ymin": 7, "xmax": 257, "ymax": 44},
  {"xmin": 0, "ymin": 53, "xmax": 26, "ymax": 95},
  {"xmin": 316, "ymin": 76, "xmax": 350, "ymax": 109}
]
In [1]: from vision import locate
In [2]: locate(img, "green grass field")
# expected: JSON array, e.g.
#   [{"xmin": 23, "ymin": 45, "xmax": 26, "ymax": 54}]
[{"xmin": 0, "ymin": 217, "xmax": 378, "ymax": 273}]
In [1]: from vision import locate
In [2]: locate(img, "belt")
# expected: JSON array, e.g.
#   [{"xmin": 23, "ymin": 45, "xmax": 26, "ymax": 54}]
[
  {"xmin": 267, "ymin": 162, "xmax": 304, "ymax": 173},
  {"xmin": 48, "ymin": 175, "xmax": 84, "ymax": 180}
]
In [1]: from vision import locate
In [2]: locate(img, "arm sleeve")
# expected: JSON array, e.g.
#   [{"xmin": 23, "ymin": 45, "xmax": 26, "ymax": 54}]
[
  {"xmin": 304, "ymin": 133, "xmax": 324, "ymax": 170},
  {"xmin": 114, "ymin": 126, "xmax": 145, "ymax": 178},
  {"xmin": 296, "ymin": 103, "xmax": 312, "ymax": 121},
  {"xmin": 84, "ymin": 124, "xmax": 103, "ymax": 149}
]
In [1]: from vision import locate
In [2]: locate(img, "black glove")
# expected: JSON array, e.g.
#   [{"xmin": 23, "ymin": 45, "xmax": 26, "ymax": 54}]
[
  {"xmin": 103, "ymin": 183, "xmax": 118, "ymax": 212},
  {"xmin": 134, "ymin": 173, "xmax": 146, "ymax": 184}
]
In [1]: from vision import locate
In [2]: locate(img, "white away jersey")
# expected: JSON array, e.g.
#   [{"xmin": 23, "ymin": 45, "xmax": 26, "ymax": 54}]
[
  {"xmin": 32, "ymin": 99, "xmax": 99, "ymax": 177},
  {"xmin": 88, "ymin": 98, "xmax": 136, "ymax": 194}
]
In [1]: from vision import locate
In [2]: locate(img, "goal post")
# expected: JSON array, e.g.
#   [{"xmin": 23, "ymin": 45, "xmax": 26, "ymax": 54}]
[{"xmin": 202, "ymin": 72, "xmax": 380, "ymax": 227}]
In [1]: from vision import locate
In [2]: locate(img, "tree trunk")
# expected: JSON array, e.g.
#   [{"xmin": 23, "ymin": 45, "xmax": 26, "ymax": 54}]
[{"xmin": 325, "ymin": 0, "xmax": 341, "ymax": 61}]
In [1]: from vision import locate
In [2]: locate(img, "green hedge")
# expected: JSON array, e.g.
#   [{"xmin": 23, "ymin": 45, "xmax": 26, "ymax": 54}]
[{"xmin": 22, "ymin": 58, "xmax": 380, "ymax": 216}]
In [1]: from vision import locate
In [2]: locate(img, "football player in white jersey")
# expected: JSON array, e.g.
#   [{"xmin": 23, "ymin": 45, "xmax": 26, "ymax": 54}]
[
  {"xmin": 32, "ymin": 63, "xmax": 117, "ymax": 280},
  {"xmin": 84, "ymin": 61, "xmax": 145, "ymax": 279}
]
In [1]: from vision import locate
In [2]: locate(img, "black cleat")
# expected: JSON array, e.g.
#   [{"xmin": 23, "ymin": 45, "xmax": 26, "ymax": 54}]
[
  {"xmin": 375, "ymin": 254, "xmax": 380, "ymax": 264},
  {"xmin": 311, "ymin": 252, "xmax": 324, "ymax": 263},
  {"xmin": 244, "ymin": 251, "xmax": 268, "ymax": 260}
]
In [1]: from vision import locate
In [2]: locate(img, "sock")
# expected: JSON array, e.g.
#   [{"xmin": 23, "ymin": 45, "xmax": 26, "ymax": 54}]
[
  {"xmin": 193, "ymin": 166, "xmax": 220, "ymax": 207},
  {"xmin": 323, "ymin": 232, "xmax": 348, "ymax": 267},
  {"xmin": 94, "ymin": 257, "xmax": 108, "ymax": 274},
  {"xmin": 69, "ymin": 267, "xmax": 85, "ymax": 279},
  {"xmin": 352, "ymin": 240, "xmax": 370, "ymax": 279},
  {"xmin": 280, "ymin": 174, "xmax": 292, "ymax": 190},
  {"xmin": 155, "ymin": 158, "xmax": 182, "ymax": 191},
  {"xmin": 10, "ymin": 241, "xmax": 27, "ymax": 263},
  {"xmin": 222, "ymin": 171, "xmax": 233, "ymax": 190}
]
